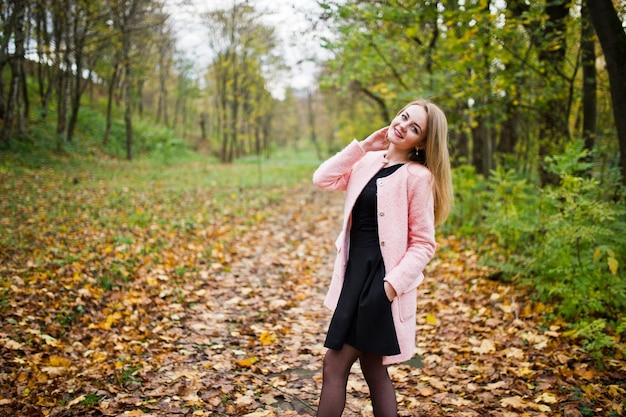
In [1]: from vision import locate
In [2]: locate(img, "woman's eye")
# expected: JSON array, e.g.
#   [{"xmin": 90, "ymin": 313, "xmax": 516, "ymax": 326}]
[
  {"xmin": 401, "ymin": 114, "xmax": 407, "ymax": 120},
  {"xmin": 411, "ymin": 127, "xmax": 418, "ymax": 134}
]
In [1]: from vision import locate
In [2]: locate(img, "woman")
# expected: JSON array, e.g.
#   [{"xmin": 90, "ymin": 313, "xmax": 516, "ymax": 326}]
[{"xmin": 312, "ymin": 99, "xmax": 453, "ymax": 417}]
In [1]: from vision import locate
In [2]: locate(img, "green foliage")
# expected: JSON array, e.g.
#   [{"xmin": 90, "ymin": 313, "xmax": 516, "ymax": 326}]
[
  {"xmin": 566, "ymin": 318, "xmax": 626, "ymax": 362},
  {"xmin": 440, "ymin": 165, "xmax": 489, "ymax": 238},
  {"xmin": 81, "ymin": 393, "xmax": 104, "ymax": 407},
  {"xmin": 450, "ymin": 141, "xmax": 626, "ymax": 360}
]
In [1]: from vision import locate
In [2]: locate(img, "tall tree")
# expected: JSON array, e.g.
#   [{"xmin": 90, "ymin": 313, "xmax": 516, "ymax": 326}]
[
  {"xmin": 53, "ymin": 0, "xmax": 71, "ymax": 150},
  {"xmin": 469, "ymin": 0, "xmax": 495, "ymax": 178},
  {"xmin": 106, "ymin": 0, "xmax": 168, "ymax": 160},
  {"xmin": 155, "ymin": 22, "xmax": 174, "ymax": 127},
  {"xmin": 32, "ymin": 0, "xmax": 55, "ymax": 122},
  {"xmin": 584, "ymin": 0, "xmax": 626, "ymax": 185},
  {"xmin": 203, "ymin": 1, "xmax": 279, "ymax": 162},
  {"xmin": 66, "ymin": 0, "xmax": 102, "ymax": 143},
  {"xmin": 0, "ymin": 0, "xmax": 27, "ymax": 144},
  {"xmin": 507, "ymin": 0, "xmax": 572, "ymax": 184},
  {"xmin": 580, "ymin": 2, "xmax": 596, "ymax": 157},
  {"xmin": 120, "ymin": 0, "xmax": 139, "ymax": 160}
]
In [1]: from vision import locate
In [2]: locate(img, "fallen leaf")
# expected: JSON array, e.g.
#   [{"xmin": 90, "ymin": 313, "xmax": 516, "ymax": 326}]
[
  {"xmin": 501, "ymin": 396, "xmax": 528, "ymax": 409},
  {"xmin": 535, "ymin": 392, "xmax": 557, "ymax": 404},
  {"xmin": 473, "ymin": 339, "xmax": 496, "ymax": 354}
]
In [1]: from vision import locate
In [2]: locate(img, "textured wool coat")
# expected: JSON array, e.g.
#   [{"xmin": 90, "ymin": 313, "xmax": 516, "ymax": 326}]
[{"xmin": 313, "ymin": 140, "xmax": 436, "ymax": 365}]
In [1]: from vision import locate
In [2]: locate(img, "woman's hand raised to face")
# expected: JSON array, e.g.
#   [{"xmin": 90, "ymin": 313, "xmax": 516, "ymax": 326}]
[{"xmin": 360, "ymin": 126, "xmax": 391, "ymax": 153}]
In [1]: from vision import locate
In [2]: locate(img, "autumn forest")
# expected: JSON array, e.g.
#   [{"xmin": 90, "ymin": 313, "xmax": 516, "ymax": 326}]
[{"xmin": 1, "ymin": 0, "xmax": 625, "ymax": 416}]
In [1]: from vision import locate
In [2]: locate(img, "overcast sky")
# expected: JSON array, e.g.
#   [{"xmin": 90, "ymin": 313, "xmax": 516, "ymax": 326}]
[{"xmin": 166, "ymin": 0, "xmax": 331, "ymax": 97}]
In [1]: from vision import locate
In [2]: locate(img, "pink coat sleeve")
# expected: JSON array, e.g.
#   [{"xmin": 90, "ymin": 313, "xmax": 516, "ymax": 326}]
[{"xmin": 312, "ymin": 140, "xmax": 366, "ymax": 191}]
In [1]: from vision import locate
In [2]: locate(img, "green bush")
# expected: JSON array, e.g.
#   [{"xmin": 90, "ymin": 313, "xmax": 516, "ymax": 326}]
[
  {"xmin": 449, "ymin": 141, "xmax": 626, "ymax": 360},
  {"xmin": 441, "ymin": 164, "xmax": 489, "ymax": 238}
]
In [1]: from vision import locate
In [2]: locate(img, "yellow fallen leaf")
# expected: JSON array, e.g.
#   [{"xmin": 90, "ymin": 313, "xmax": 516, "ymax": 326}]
[
  {"xmin": 518, "ymin": 366, "xmax": 535, "ymax": 377},
  {"xmin": 125, "ymin": 410, "xmax": 156, "ymax": 417},
  {"xmin": 609, "ymin": 384, "xmax": 626, "ymax": 398},
  {"xmin": 500, "ymin": 395, "xmax": 528, "ymax": 409},
  {"xmin": 472, "ymin": 339, "xmax": 496, "ymax": 354},
  {"xmin": 235, "ymin": 394, "xmax": 255, "ymax": 406},
  {"xmin": 535, "ymin": 404, "xmax": 552, "ymax": 412},
  {"xmin": 91, "ymin": 350, "xmax": 108, "ymax": 363},
  {"xmin": 0, "ymin": 337, "xmax": 23, "ymax": 350},
  {"xmin": 448, "ymin": 397, "xmax": 473, "ymax": 406},
  {"xmin": 243, "ymin": 410, "xmax": 275, "ymax": 417},
  {"xmin": 486, "ymin": 381, "xmax": 508, "ymax": 390},
  {"xmin": 102, "ymin": 311, "xmax": 123, "ymax": 330},
  {"xmin": 259, "ymin": 332, "xmax": 276, "ymax": 346},
  {"xmin": 426, "ymin": 314, "xmax": 437, "ymax": 324},
  {"xmin": 41, "ymin": 333, "xmax": 60, "ymax": 347},
  {"xmin": 41, "ymin": 366, "xmax": 67, "ymax": 377},
  {"xmin": 505, "ymin": 347, "xmax": 525, "ymax": 360},
  {"xmin": 49, "ymin": 355, "xmax": 72, "ymax": 367},
  {"xmin": 66, "ymin": 395, "xmax": 86, "ymax": 408},
  {"xmin": 236, "ymin": 357, "xmax": 257, "ymax": 368},
  {"xmin": 535, "ymin": 392, "xmax": 557, "ymax": 404}
]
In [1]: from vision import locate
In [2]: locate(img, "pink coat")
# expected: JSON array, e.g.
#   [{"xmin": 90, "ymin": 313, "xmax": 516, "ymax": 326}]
[{"xmin": 313, "ymin": 140, "xmax": 436, "ymax": 365}]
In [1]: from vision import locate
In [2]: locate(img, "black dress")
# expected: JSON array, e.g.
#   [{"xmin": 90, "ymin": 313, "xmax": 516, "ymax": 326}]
[{"xmin": 324, "ymin": 164, "xmax": 403, "ymax": 356}]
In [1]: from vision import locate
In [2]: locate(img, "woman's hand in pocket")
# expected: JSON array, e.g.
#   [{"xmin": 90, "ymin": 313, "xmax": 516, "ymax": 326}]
[{"xmin": 384, "ymin": 281, "xmax": 396, "ymax": 302}]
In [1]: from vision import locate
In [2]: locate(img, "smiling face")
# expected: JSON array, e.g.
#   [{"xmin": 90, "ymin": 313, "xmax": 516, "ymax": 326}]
[{"xmin": 387, "ymin": 104, "xmax": 428, "ymax": 152}]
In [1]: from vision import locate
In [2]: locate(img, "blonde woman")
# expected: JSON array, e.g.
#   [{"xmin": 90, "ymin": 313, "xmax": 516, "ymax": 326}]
[{"xmin": 313, "ymin": 99, "xmax": 453, "ymax": 417}]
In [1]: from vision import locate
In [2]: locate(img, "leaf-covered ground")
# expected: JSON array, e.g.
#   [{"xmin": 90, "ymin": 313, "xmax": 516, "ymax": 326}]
[{"xmin": 1, "ymin": 161, "xmax": 624, "ymax": 417}]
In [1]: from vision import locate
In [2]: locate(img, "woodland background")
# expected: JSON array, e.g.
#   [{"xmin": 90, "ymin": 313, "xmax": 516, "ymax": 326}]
[{"xmin": 1, "ymin": 0, "xmax": 625, "ymax": 416}]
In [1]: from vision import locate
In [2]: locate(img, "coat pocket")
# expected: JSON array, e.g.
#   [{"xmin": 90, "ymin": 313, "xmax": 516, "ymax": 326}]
[{"xmin": 396, "ymin": 287, "xmax": 417, "ymax": 322}]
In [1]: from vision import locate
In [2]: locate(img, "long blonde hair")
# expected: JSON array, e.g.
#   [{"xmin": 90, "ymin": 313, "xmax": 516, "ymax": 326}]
[{"xmin": 397, "ymin": 99, "xmax": 453, "ymax": 226}]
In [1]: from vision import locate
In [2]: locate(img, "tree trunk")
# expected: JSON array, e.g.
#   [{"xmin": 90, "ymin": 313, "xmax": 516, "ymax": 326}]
[
  {"xmin": 103, "ymin": 64, "xmax": 119, "ymax": 146},
  {"xmin": 0, "ymin": 60, "xmax": 6, "ymax": 128},
  {"xmin": 538, "ymin": 0, "xmax": 570, "ymax": 185},
  {"xmin": 508, "ymin": 0, "xmax": 571, "ymax": 184},
  {"xmin": 55, "ymin": 2, "xmax": 70, "ymax": 150},
  {"xmin": 1, "ymin": 59, "xmax": 20, "ymax": 144},
  {"xmin": 584, "ymin": 0, "xmax": 626, "ymax": 185},
  {"xmin": 123, "ymin": 47, "xmax": 133, "ymax": 160},
  {"xmin": 157, "ymin": 51, "xmax": 169, "ymax": 126},
  {"xmin": 471, "ymin": 115, "xmax": 492, "ymax": 177},
  {"xmin": 307, "ymin": 90, "xmax": 322, "ymax": 161},
  {"xmin": 499, "ymin": 101, "xmax": 520, "ymax": 155},
  {"xmin": 473, "ymin": 0, "xmax": 494, "ymax": 178},
  {"xmin": 199, "ymin": 113, "xmax": 207, "ymax": 142},
  {"xmin": 581, "ymin": 3, "xmax": 597, "ymax": 157},
  {"xmin": 219, "ymin": 84, "xmax": 228, "ymax": 162},
  {"xmin": 136, "ymin": 78, "xmax": 144, "ymax": 117},
  {"xmin": 119, "ymin": 0, "xmax": 141, "ymax": 161},
  {"xmin": 68, "ymin": 8, "xmax": 87, "ymax": 145},
  {"xmin": 35, "ymin": 0, "xmax": 53, "ymax": 121},
  {"xmin": 1, "ymin": 0, "xmax": 26, "ymax": 144},
  {"xmin": 18, "ymin": 60, "xmax": 28, "ymax": 134}
]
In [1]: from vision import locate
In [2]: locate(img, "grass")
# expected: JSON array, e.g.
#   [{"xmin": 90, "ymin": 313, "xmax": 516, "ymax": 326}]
[
  {"xmin": 1, "ymin": 98, "xmax": 325, "ymax": 295},
  {"xmin": 0, "ymin": 144, "xmax": 320, "ymax": 266}
]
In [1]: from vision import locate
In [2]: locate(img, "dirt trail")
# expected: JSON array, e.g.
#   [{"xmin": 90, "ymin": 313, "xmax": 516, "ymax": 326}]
[
  {"xmin": 2, "ymin": 184, "xmax": 623, "ymax": 416},
  {"xmin": 149, "ymin": 185, "xmax": 624, "ymax": 416}
]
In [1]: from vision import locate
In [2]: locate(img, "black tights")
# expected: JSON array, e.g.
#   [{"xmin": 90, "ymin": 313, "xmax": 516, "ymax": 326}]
[{"xmin": 317, "ymin": 344, "xmax": 397, "ymax": 417}]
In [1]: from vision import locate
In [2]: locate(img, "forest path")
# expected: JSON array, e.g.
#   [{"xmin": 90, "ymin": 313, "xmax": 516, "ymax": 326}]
[{"xmin": 1, "ymin": 183, "xmax": 623, "ymax": 416}]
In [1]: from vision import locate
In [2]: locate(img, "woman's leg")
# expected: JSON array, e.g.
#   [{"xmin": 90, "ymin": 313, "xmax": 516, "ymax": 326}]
[
  {"xmin": 359, "ymin": 352, "xmax": 397, "ymax": 417},
  {"xmin": 317, "ymin": 344, "xmax": 361, "ymax": 417}
]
